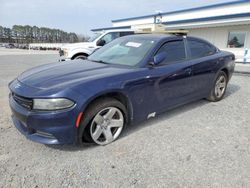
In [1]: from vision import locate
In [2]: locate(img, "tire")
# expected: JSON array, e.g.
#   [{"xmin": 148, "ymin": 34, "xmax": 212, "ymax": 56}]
[
  {"xmin": 73, "ymin": 55, "xmax": 87, "ymax": 60},
  {"xmin": 207, "ymin": 71, "xmax": 228, "ymax": 102},
  {"xmin": 78, "ymin": 98, "xmax": 127, "ymax": 145}
]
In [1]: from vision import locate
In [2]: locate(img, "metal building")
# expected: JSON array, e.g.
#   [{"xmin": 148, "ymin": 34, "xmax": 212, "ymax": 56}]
[{"xmin": 92, "ymin": 0, "xmax": 250, "ymax": 62}]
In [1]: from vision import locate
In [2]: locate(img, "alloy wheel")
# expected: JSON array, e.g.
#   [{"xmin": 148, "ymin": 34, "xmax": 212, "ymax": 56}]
[
  {"xmin": 215, "ymin": 75, "xmax": 227, "ymax": 98},
  {"xmin": 90, "ymin": 107, "xmax": 124, "ymax": 145}
]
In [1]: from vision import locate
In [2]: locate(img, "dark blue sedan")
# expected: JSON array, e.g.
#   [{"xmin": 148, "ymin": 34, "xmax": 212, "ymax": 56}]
[{"xmin": 9, "ymin": 34, "xmax": 235, "ymax": 145}]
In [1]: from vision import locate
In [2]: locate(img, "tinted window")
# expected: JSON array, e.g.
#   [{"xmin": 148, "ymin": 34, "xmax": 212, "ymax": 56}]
[
  {"xmin": 119, "ymin": 31, "xmax": 134, "ymax": 37},
  {"xmin": 156, "ymin": 40, "xmax": 186, "ymax": 64},
  {"xmin": 188, "ymin": 39, "xmax": 216, "ymax": 59}
]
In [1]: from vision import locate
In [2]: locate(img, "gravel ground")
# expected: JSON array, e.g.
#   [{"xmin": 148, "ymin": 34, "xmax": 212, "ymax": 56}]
[{"xmin": 0, "ymin": 54, "xmax": 249, "ymax": 188}]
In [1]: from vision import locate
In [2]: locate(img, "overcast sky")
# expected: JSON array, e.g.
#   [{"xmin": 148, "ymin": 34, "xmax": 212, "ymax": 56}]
[{"xmin": 0, "ymin": 0, "xmax": 236, "ymax": 35}]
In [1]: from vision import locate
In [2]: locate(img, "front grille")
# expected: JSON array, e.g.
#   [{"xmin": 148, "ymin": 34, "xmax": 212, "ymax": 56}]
[{"xmin": 12, "ymin": 93, "xmax": 33, "ymax": 110}]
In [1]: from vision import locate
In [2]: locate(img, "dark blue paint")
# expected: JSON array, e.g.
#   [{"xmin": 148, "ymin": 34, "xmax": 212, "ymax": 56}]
[{"xmin": 9, "ymin": 35, "xmax": 235, "ymax": 144}]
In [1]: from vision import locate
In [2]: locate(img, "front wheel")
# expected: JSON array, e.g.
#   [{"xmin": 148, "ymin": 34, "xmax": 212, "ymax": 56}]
[
  {"xmin": 80, "ymin": 98, "xmax": 127, "ymax": 145},
  {"xmin": 207, "ymin": 71, "xmax": 228, "ymax": 102},
  {"xmin": 90, "ymin": 107, "xmax": 124, "ymax": 145}
]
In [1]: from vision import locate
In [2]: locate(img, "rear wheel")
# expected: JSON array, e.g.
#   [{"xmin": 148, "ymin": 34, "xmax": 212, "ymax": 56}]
[
  {"xmin": 207, "ymin": 71, "xmax": 228, "ymax": 102},
  {"xmin": 80, "ymin": 98, "xmax": 127, "ymax": 145}
]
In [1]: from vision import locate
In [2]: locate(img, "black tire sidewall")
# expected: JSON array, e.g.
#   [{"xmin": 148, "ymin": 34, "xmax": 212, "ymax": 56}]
[
  {"xmin": 74, "ymin": 55, "xmax": 87, "ymax": 60},
  {"xmin": 78, "ymin": 98, "xmax": 127, "ymax": 144},
  {"xmin": 210, "ymin": 71, "xmax": 228, "ymax": 101}
]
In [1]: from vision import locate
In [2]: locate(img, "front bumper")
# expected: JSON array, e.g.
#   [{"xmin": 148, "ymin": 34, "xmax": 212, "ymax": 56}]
[
  {"xmin": 9, "ymin": 94, "xmax": 78, "ymax": 145},
  {"xmin": 59, "ymin": 49, "xmax": 71, "ymax": 62}
]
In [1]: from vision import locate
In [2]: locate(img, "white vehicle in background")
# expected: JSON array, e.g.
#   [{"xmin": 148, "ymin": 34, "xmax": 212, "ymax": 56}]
[{"xmin": 59, "ymin": 30, "xmax": 135, "ymax": 61}]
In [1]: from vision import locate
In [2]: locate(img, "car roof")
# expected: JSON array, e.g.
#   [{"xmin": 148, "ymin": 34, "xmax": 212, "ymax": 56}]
[
  {"xmin": 122, "ymin": 34, "xmax": 215, "ymax": 46},
  {"xmin": 122, "ymin": 33, "xmax": 181, "ymax": 41}
]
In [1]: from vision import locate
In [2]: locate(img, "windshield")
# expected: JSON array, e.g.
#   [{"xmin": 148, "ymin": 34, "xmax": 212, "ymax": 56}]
[
  {"xmin": 88, "ymin": 37, "xmax": 155, "ymax": 66},
  {"xmin": 88, "ymin": 32, "xmax": 103, "ymax": 42}
]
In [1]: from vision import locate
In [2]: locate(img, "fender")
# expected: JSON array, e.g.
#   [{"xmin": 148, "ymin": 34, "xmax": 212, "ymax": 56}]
[
  {"xmin": 68, "ymin": 47, "xmax": 96, "ymax": 59},
  {"xmin": 80, "ymin": 88, "xmax": 134, "ymax": 122}
]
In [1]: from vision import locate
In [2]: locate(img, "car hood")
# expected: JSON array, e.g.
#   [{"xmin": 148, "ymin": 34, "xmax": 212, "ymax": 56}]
[{"xmin": 17, "ymin": 60, "xmax": 131, "ymax": 90}]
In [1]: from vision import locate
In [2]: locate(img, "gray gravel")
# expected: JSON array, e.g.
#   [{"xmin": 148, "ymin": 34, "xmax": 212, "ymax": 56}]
[{"xmin": 0, "ymin": 54, "xmax": 250, "ymax": 188}]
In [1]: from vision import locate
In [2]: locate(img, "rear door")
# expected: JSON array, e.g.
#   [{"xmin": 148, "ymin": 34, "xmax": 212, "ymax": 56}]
[{"xmin": 186, "ymin": 38, "xmax": 219, "ymax": 97}]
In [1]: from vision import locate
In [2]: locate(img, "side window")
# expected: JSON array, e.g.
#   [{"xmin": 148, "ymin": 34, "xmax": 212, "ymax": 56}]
[
  {"xmin": 100, "ymin": 32, "xmax": 120, "ymax": 45},
  {"xmin": 119, "ymin": 31, "xmax": 134, "ymax": 37},
  {"xmin": 188, "ymin": 39, "xmax": 216, "ymax": 59},
  {"xmin": 156, "ymin": 40, "xmax": 186, "ymax": 64}
]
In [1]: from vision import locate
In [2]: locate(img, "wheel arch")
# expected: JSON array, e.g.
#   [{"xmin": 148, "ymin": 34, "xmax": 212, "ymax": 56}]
[
  {"xmin": 82, "ymin": 90, "xmax": 133, "ymax": 124},
  {"xmin": 221, "ymin": 68, "xmax": 229, "ymax": 79},
  {"xmin": 76, "ymin": 90, "xmax": 133, "ymax": 144},
  {"xmin": 71, "ymin": 52, "xmax": 89, "ymax": 60}
]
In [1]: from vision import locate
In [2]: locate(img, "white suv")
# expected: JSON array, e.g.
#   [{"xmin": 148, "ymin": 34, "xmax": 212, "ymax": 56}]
[{"xmin": 59, "ymin": 30, "xmax": 134, "ymax": 61}]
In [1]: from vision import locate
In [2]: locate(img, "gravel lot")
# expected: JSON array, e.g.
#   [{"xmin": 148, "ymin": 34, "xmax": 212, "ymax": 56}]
[{"xmin": 0, "ymin": 53, "xmax": 249, "ymax": 188}]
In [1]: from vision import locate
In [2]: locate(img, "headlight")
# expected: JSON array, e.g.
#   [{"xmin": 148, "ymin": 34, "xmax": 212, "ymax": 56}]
[
  {"xmin": 33, "ymin": 98, "xmax": 75, "ymax": 110},
  {"xmin": 63, "ymin": 49, "xmax": 68, "ymax": 57}
]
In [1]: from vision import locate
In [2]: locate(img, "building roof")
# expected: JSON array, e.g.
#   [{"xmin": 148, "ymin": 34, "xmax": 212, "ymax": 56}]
[
  {"xmin": 92, "ymin": 26, "xmax": 131, "ymax": 32},
  {"xmin": 111, "ymin": 0, "xmax": 248, "ymax": 23},
  {"xmin": 92, "ymin": 0, "xmax": 250, "ymax": 32},
  {"xmin": 164, "ymin": 12, "xmax": 250, "ymax": 25}
]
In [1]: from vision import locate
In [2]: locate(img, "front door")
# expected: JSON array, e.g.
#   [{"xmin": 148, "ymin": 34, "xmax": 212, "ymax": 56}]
[{"xmin": 146, "ymin": 39, "xmax": 194, "ymax": 113}]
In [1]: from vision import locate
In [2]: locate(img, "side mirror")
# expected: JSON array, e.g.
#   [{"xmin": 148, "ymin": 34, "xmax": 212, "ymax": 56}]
[
  {"xmin": 152, "ymin": 52, "xmax": 167, "ymax": 66},
  {"xmin": 97, "ymin": 39, "xmax": 106, "ymax": 46}
]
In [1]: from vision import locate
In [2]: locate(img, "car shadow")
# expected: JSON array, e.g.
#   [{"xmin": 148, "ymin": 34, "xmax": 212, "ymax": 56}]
[
  {"xmin": 121, "ymin": 100, "xmax": 208, "ymax": 138},
  {"xmin": 224, "ymin": 83, "xmax": 241, "ymax": 98},
  {"xmin": 46, "ymin": 142, "xmax": 96, "ymax": 151},
  {"xmin": 122, "ymin": 83, "xmax": 240, "ymax": 137},
  {"xmin": 46, "ymin": 83, "xmax": 240, "ymax": 152},
  {"xmin": 122, "ymin": 83, "xmax": 240, "ymax": 138}
]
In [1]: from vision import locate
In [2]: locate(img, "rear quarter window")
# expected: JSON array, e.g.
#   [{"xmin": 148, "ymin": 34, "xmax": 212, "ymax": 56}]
[{"xmin": 188, "ymin": 39, "xmax": 217, "ymax": 59}]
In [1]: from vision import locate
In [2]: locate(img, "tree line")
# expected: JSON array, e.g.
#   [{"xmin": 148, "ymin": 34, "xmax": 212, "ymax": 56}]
[{"xmin": 0, "ymin": 25, "xmax": 87, "ymax": 44}]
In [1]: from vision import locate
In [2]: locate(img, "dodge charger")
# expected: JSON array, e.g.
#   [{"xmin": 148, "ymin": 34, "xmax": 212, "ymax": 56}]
[{"xmin": 9, "ymin": 34, "xmax": 235, "ymax": 145}]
